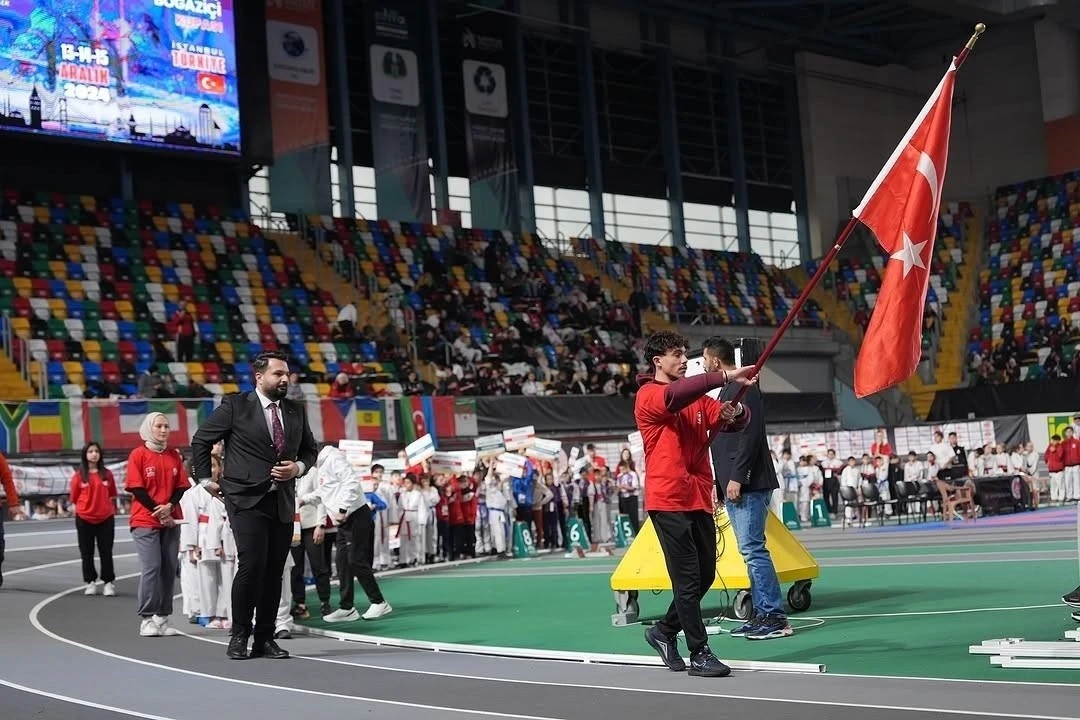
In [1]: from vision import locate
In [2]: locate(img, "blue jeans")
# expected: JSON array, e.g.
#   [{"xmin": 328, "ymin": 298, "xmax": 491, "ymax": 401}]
[{"xmin": 725, "ymin": 489, "xmax": 784, "ymax": 617}]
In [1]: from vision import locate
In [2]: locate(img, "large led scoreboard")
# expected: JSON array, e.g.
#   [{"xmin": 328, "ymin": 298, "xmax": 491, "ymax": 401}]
[{"xmin": 0, "ymin": 0, "xmax": 241, "ymax": 155}]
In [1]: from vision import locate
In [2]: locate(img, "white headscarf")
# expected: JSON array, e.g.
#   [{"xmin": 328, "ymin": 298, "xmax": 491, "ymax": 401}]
[{"xmin": 140, "ymin": 412, "xmax": 169, "ymax": 453}]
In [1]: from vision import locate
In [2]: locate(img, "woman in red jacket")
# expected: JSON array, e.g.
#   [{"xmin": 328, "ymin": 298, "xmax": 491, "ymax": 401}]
[
  {"xmin": 125, "ymin": 412, "xmax": 188, "ymax": 638},
  {"xmin": 70, "ymin": 442, "xmax": 118, "ymax": 597}
]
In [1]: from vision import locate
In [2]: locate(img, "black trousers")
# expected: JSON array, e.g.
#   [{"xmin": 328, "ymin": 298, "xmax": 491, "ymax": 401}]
[
  {"xmin": 650, "ymin": 509, "xmax": 717, "ymax": 655},
  {"xmin": 226, "ymin": 493, "xmax": 293, "ymax": 642},
  {"xmin": 76, "ymin": 515, "xmax": 116, "ymax": 584},
  {"xmin": 823, "ymin": 477, "xmax": 840, "ymax": 515},
  {"xmin": 290, "ymin": 526, "xmax": 331, "ymax": 608},
  {"xmin": 618, "ymin": 495, "xmax": 640, "ymax": 534},
  {"xmin": 336, "ymin": 506, "xmax": 384, "ymax": 610}
]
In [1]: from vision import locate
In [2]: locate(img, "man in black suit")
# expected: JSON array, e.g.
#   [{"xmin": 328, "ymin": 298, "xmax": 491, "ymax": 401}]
[
  {"xmin": 191, "ymin": 352, "xmax": 317, "ymax": 660},
  {"xmin": 703, "ymin": 338, "xmax": 791, "ymax": 642}
]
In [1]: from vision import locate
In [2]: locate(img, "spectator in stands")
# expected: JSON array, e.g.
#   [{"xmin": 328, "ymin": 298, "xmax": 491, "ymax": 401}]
[
  {"xmin": 137, "ymin": 367, "xmax": 162, "ymax": 398},
  {"xmin": 126, "ymin": 412, "xmax": 188, "ymax": 637},
  {"xmin": 0, "ymin": 451, "xmax": 16, "ymax": 587},
  {"xmin": 71, "ymin": 442, "xmax": 118, "ymax": 597},
  {"xmin": 336, "ymin": 302, "xmax": 357, "ymax": 340},
  {"xmin": 167, "ymin": 305, "xmax": 196, "ymax": 362},
  {"xmin": 329, "ymin": 372, "xmax": 355, "ymax": 399}
]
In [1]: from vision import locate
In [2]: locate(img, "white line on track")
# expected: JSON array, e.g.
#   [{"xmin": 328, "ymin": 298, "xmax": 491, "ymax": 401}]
[
  {"xmin": 27, "ymin": 573, "xmax": 566, "ymax": 720},
  {"xmin": 175, "ymin": 621, "xmax": 1080, "ymax": 720},
  {"xmin": 6, "ymin": 539, "xmax": 134, "ymax": 553},
  {"xmin": 3, "ymin": 553, "xmax": 137, "ymax": 576},
  {"xmin": 0, "ymin": 677, "xmax": 176, "ymax": 720}
]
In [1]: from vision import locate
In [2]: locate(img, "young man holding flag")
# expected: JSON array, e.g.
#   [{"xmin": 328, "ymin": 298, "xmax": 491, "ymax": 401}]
[{"xmin": 634, "ymin": 331, "xmax": 756, "ymax": 677}]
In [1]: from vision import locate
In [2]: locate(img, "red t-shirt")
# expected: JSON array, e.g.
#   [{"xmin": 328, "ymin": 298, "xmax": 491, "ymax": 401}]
[
  {"xmin": 634, "ymin": 379, "xmax": 724, "ymax": 513},
  {"xmin": 1063, "ymin": 437, "xmax": 1080, "ymax": 467},
  {"xmin": 1046, "ymin": 444, "xmax": 1065, "ymax": 472},
  {"xmin": 124, "ymin": 445, "xmax": 187, "ymax": 529},
  {"xmin": 70, "ymin": 469, "xmax": 118, "ymax": 524}
]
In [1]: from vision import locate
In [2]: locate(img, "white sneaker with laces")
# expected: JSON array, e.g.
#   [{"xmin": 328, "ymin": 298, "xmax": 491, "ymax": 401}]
[
  {"xmin": 84, "ymin": 582, "xmax": 99, "ymax": 596},
  {"xmin": 323, "ymin": 608, "xmax": 360, "ymax": 623},
  {"xmin": 152, "ymin": 615, "xmax": 178, "ymax": 636},
  {"xmin": 362, "ymin": 602, "xmax": 392, "ymax": 620},
  {"xmin": 103, "ymin": 582, "xmax": 116, "ymax": 597},
  {"xmin": 140, "ymin": 618, "xmax": 161, "ymax": 637}
]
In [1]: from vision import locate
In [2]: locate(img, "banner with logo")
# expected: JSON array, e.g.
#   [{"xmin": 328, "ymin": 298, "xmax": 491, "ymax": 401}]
[
  {"xmin": 265, "ymin": 0, "xmax": 331, "ymax": 214},
  {"xmin": 459, "ymin": 9, "xmax": 518, "ymax": 230},
  {"xmin": 364, "ymin": 1, "xmax": 431, "ymax": 223}
]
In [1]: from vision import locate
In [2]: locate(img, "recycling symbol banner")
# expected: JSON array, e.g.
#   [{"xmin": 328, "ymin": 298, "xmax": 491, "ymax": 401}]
[{"xmin": 459, "ymin": 11, "xmax": 519, "ymax": 231}]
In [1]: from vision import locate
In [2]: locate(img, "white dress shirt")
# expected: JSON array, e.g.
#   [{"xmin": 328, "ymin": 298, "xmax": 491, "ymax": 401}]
[{"xmin": 254, "ymin": 389, "xmax": 306, "ymax": 483}]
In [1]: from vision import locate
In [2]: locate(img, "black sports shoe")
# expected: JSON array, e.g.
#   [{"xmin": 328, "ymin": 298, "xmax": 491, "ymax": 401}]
[
  {"xmin": 645, "ymin": 626, "xmax": 686, "ymax": 671},
  {"xmin": 728, "ymin": 614, "xmax": 761, "ymax": 638},
  {"xmin": 1062, "ymin": 586, "xmax": 1080, "ymax": 608},
  {"xmin": 688, "ymin": 646, "xmax": 732, "ymax": 678}
]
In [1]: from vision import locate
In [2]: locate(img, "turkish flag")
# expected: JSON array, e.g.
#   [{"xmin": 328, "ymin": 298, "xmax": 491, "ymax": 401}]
[
  {"xmin": 197, "ymin": 72, "xmax": 225, "ymax": 95},
  {"xmin": 852, "ymin": 59, "xmax": 958, "ymax": 398}
]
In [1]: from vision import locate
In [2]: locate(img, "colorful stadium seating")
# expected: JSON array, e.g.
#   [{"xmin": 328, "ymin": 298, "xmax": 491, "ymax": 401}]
[
  {"xmin": 971, "ymin": 175, "xmax": 1080, "ymax": 380},
  {"xmin": 0, "ymin": 190, "xmax": 403, "ymax": 399},
  {"xmin": 575, "ymin": 236, "xmax": 826, "ymax": 328}
]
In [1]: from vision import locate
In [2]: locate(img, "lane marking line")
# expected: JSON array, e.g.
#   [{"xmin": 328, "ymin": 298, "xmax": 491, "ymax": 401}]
[
  {"xmin": 0, "ymin": 677, "xmax": 176, "ymax": 720},
  {"xmin": 26, "ymin": 575, "xmax": 566, "ymax": 720}
]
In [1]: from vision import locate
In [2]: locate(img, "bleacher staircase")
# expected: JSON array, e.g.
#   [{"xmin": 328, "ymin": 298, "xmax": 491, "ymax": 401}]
[
  {"xmin": 266, "ymin": 230, "xmax": 379, "ymax": 330},
  {"xmin": 567, "ymin": 252, "xmax": 675, "ymax": 334},
  {"xmin": 0, "ymin": 352, "xmax": 36, "ymax": 400},
  {"xmin": 902, "ymin": 210, "xmax": 982, "ymax": 418}
]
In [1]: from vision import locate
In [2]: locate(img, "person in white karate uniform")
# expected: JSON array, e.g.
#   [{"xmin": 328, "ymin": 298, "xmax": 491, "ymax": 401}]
[
  {"xmin": 398, "ymin": 475, "xmax": 425, "ymax": 566},
  {"xmin": 177, "ymin": 477, "xmax": 202, "ymax": 624},
  {"xmin": 483, "ymin": 461, "xmax": 510, "ymax": 556},
  {"xmin": 422, "ymin": 476, "xmax": 439, "ymax": 562},
  {"xmin": 370, "ymin": 465, "xmax": 393, "ymax": 570},
  {"xmin": 193, "ymin": 482, "xmax": 230, "ymax": 628}
]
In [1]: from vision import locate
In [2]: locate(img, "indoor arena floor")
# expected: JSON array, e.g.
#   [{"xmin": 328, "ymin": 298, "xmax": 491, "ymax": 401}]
[{"xmin": 2, "ymin": 511, "xmax": 1078, "ymax": 720}]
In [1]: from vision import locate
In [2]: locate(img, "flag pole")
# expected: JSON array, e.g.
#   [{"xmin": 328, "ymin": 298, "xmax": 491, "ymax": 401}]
[{"xmin": 729, "ymin": 23, "xmax": 986, "ymax": 404}]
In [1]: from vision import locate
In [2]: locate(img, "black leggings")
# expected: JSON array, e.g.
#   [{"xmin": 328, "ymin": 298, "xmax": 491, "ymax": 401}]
[{"xmin": 76, "ymin": 515, "xmax": 116, "ymax": 584}]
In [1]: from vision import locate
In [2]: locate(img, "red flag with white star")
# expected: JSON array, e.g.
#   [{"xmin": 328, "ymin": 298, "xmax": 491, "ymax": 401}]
[{"xmin": 851, "ymin": 59, "xmax": 957, "ymax": 398}]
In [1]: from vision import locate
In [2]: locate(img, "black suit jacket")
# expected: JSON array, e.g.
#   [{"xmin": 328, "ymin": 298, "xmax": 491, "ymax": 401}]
[
  {"xmin": 710, "ymin": 383, "xmax": 780, "ymax": 496},
  {"xmin": 190, "ymin": 392, "xmax": 318, "ymax": 523}
]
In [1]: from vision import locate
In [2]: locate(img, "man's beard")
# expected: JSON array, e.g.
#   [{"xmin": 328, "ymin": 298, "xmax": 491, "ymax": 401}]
[{"xmin": 264, "ymin": 384, "xmax": 288, "ymax": 401}]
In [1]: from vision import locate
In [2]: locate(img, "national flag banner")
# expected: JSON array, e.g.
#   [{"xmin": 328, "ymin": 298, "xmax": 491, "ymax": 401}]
[
  {"xmin": 852, "ymin": 58, "xmax": 957, "ymax": 397},
  {"xmin": 405, "ymin": 433, "xmax": 436, "ymax": 466},
  {"xmin": 27, "ymin": 401, "xmax": 84, "ymax": 451},
  {"xmin": 432, "ymin": 396, "xmax": 479, "ymax": 438},
  {"xmin": 309, "ymin": 398, "xmax": 356, "ymax": 444},
  {"xmin": 496, "ymin": 451, "xmax": 527, "ymax": 478},
  {"xmin": 338, "ymin": 439, "xmax": 373, "ymax": 469},
  {"xmin": 382, "ymin": 398, "xmax": 399, "ymax": 442},
  {"xmin": 474, "ymin": 433, "xmax": 505, "ymax": 458},
  {"xmin": 524, "ymin": 437, "xmax": 562, "ymax": 462},
  {"xmin": 454, "ymin": 398, "xmax": 478, "ymax": 437},
  {"xmin": 0, "ymin": 402, "xmax": 29, "ymax": 454},
  {"xmin": 354, "ymin": 397, "xmax": 384, "ymax": 441},
  {"xmin": 399, "ymin": 396, "xmax": 435, "ymax": 444},
  {"xmin": 116, "ymin": 400, "xmax": 182, "ymax": 447},
  {"xmin": 628, "ymin": 431, "xmax": 644, "ymax": 458},
  {"xmin": 430, "ymin": 451, "xmax": 474, "ymax": 475},
  {"xmin": 502, "ymin": 425, "xmax": 536, "ymax": 451}
]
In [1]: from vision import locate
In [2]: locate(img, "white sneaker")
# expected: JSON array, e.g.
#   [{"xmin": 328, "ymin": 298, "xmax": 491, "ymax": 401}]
[
  {"xmin": 84, "ymin": 582, "xmax": 99, "ymax": 596},
  {"xmin": 323, "ymin": 608, "xmax": 360, "ymax": 623},
  {"xmin": 102, "ymin": 582, "xmax": 116, "ymax": 597},
  {"xmin": 139, "ymin": 618, "xmax": 162, "ymax": 637},
  {"xmin": 362, "ymin": 602, "xmax": 392, "ymax": 620},
  {"xmin": 152, "ymin": 615, "xmax": 178, "ymax": 636}
]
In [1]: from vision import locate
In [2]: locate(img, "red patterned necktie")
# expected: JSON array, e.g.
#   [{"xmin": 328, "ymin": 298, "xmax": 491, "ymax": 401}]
[{"xmin": 269, "ymin": 403, "xmax": 285, "ymax": 456}]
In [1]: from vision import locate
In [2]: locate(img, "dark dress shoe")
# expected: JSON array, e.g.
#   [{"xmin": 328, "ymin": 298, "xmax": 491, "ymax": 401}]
[
  {"xmin": 250, "ymin": 639, "xmax": 289, "ymax": 659},
  {"xmin": 274, "ymin": 629, "xmax": 292, "ymax": 640},
  {"xmin": 226, "ymin": 635, "xmax": 249, "ymax": 660}
]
